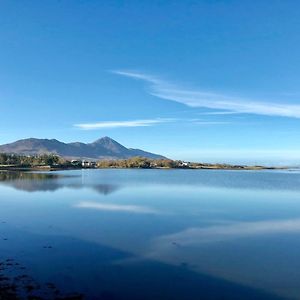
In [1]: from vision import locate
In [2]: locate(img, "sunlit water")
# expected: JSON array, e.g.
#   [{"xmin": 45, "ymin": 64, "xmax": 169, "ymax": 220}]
[{"xmin": 1, "ymin": 169, "xmax": 300, "ymax": 299}]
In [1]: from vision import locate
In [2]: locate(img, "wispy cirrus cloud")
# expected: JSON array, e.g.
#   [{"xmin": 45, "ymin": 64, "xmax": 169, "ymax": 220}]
[
  {"xmin": 113, "ymin": 70, "xmax": 300, "ymax": 118},
  {"xmin": 199, "ymin": 111, "xmax": 242, "ymax": 115},
  {"xmin": 192, "ymin": 121, "xmax": 231, "ymax": 125},
  {"xmin": 74, "ymin": 118, "xmax": 229, "ymax": 130},
  {"xmin": 74, "ymin": 119, "xmax": 171, "ymax": 130}
]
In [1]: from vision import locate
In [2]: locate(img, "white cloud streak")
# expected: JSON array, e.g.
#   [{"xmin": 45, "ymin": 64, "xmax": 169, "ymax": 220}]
[
  {"xmin": 74, "ymin": 201, "xmax": 158, "ymax": 214},
  {"xmin": 199, "ymin": 111, "xmax": 242, "ymax": 115},
  {"xmin": 113, "ymin": 70, "xmax": 300, "ymax": 118},
  {"xmin": 192, "ymin": 121, "xmax": 231, "ymax": 125},
  {"xmin": 74, "ymin": 119, "xmax": 170, "ymax": 130},
  {"xmin": 74, "ymin": 117, "xmax": 228, "ymax": 130}
]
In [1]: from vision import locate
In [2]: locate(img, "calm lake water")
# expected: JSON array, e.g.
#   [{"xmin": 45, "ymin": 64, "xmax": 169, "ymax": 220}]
[{"xmin": 1, "ymin": 169, "xmax": 300, "ymax": 299}]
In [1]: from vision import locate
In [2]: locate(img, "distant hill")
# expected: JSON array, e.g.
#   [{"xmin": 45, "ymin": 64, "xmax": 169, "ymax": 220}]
[{"xmin": 0, "ymin": 136, "xmax": 166, "ymax": 160}]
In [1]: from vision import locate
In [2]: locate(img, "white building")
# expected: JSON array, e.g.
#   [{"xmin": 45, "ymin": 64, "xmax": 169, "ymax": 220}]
[{"xmin": 82, "ymin": 160, "xmax": 96, "ymax": 168}]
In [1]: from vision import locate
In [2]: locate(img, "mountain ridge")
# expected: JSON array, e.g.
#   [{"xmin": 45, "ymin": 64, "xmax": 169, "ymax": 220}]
[{"xmin": 0, "ymin": 137, "xmax": 166, "ymax": 160}]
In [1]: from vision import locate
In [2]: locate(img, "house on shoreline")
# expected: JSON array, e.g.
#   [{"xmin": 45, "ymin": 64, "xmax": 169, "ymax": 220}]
[
  {"xmin": 70, "ymin": 160, "xmax": 96, "ymax": 168},
  {"xmin": 81, "ymin": 160, "xmax": 96, "ymax": 168}
]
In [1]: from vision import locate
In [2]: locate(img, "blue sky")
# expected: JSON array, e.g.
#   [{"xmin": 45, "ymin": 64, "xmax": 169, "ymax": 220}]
[{"xmin": 1, "ymin": 0, "xmax": 300, "ymax": 164}]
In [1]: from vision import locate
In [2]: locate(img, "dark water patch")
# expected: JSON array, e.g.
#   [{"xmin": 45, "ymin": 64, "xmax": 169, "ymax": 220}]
[
  {"xmin": 0, "ymin": 226, "xmax": 283, "ymax": 300},
  {"xmin": 0, "ymin": 258, "xmax": 83, "ymax": 299}
]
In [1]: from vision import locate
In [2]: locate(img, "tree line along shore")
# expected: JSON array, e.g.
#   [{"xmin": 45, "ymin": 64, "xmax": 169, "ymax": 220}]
[{"xmin": 0, "ymin": 153, "xmax": 281, "ymax": 171}]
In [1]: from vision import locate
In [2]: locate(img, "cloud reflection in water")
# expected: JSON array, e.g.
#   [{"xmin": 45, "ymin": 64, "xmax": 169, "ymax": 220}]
[
  {"xmin": 75, "ymin": 201, "xmax": 158, "ymax": 214},
  {"xmin": 151, "ymin": 218, "xmax": 300, "ymax": 251}
]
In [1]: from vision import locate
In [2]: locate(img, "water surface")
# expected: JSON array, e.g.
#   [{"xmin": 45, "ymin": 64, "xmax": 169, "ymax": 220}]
[{"xmin": 1, "ymin": 169, "xmax": 300, "ymax": 299}]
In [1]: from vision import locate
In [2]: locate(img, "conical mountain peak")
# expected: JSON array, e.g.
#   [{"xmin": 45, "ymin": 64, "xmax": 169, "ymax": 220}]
[{"xmin": 0, "ymin": 137, "xmax": 165, "ymax": 160}]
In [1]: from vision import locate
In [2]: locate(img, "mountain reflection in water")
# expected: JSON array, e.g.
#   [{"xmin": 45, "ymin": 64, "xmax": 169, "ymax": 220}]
[{"xmin": 0, "ymin": 171, "xmax": 121, "ymax": 195}]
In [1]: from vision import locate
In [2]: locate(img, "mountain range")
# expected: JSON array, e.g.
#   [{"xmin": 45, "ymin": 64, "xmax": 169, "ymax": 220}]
[{"xmin": 0, "ymin": 137, "xmax": 165, "ymax": 160}]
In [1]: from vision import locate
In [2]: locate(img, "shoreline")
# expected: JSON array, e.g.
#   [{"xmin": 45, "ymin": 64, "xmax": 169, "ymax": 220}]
[
  {"xmin": 0, "ymin": 165, "xmax": 288, "ymax": 172},
  {"xmin": 0, "ymin": 154, "xmax": 290, "ymax": 172}
]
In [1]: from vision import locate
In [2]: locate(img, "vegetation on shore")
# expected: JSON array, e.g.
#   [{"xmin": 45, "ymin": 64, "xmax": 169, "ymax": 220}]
[
  {"xmin": 0, "ymin": 153, "xmax": 280, "ymax": 171},
  {"xmin": 0, "ymin": 153, "xmax": 63, "ymax": 166},
  {"xmin": 96, "ymin": 157, "xmax": 278, "ymax": 170}
]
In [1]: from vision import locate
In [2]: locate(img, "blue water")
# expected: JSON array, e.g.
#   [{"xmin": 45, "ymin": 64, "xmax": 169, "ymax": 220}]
[{"xmin": 1, "ymin": 169, "xmax": 300, "ymax": 299}]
